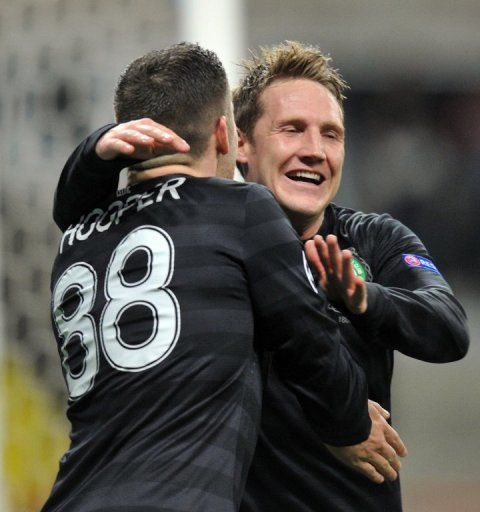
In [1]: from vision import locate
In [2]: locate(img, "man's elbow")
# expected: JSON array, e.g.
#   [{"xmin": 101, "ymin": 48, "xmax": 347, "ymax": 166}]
[
  {"xmin": 436, "ymin": 325, "xmax": 470, "ymax": 363},
  {"xmin": 451, "ymin": 328, "xmax": 470, "ymax": 361}
]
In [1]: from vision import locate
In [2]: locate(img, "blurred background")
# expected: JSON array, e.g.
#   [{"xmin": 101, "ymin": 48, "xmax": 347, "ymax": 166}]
[{"xmin": 0, "ymin": 1, "xmax": 479, "ymax": 510}]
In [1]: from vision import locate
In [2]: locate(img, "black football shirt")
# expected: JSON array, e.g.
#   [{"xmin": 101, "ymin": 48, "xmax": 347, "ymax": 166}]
[
  {"xmin": 240, "ymin": 204, "xmax": 469, "ymax": 512},
  {"xmin": 52, "ymin": 127, "xmax": 467, "ymax": 511},
  {"xmin": 44, "ymin": 175, "xmax": 370, "ymax": 512}
]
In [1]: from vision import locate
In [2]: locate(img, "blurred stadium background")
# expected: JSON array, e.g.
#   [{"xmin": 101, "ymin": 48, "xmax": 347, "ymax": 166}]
[{"xmin": 1, "ymin": 1, "xmax": 479, "ymax": 510}]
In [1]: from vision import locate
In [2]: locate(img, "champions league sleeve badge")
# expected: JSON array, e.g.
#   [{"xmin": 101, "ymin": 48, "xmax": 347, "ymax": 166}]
[{"xmin": 402, "ymin": 254, "xmax": 441, "ymax": 275}]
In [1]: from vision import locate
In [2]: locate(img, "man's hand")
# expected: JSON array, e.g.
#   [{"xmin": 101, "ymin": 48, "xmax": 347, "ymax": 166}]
[
  {"xmin": 325, "ymin": 400, "xmax": 407, "ymax": 484},
  {"xmin": 96, "ymin": 118, "xmax": 190, "ymax": 161},
  {"xmin": 305, "ymin": 234, "xmax": 367, "ymax": 314}
]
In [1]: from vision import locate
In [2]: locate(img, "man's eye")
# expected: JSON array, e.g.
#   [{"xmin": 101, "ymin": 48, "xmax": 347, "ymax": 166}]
[
  {"xmin": 325, "ymin": 131, "xmax": 339, "ymax": 140},
  {"xmin": 283, "ymin": 126, "xmax": 300, "ymax": 133}
]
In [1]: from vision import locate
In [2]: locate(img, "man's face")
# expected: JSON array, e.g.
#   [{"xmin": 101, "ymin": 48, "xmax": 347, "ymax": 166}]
[{"xmin": 238, "ymin": 78, "xmax": 345, "ymax": 233}]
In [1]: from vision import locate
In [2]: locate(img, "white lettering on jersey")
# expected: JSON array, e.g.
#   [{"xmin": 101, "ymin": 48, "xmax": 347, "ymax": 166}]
[
  {"xmin": 53, "ymin": 226, "xmax": 181, "ymax": 399},
  {"xmin": 59, "ymin": 177, "xmax": 186, "ymax": 253}
]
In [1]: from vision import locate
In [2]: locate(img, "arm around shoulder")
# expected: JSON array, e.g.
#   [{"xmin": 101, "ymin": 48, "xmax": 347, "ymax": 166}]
[{"xmin": 53, "ymin": 124, "xmax": 123, "ymax": 231}]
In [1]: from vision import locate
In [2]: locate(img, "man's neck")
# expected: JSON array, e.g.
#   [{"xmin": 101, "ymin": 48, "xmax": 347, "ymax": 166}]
[
  {"xmin": 127, "ymin": 153, "xmax": 209, "ymax": 186},
  {"xmin": 288, "ymin": 211, "xmax": 325, "ymax": 241}
]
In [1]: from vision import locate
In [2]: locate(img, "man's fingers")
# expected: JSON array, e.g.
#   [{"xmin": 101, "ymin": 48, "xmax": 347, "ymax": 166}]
[
  {"xmin": 388, "ymin": 455, "xmax": 402, "ymax": 473},
  {"xmin": 377, "ymin": 442, "xmax": 402, "ymax": 472},
  {"xmin": 305, "ymin": 239, "xmax": 327, "ymax": 289},
  {"xmin": 384, "ymin": 424, "xmax": 408, "ymax": 457},
  {"xmin": 128, "ymin": 118, "xmax": 190, "ymax": 151},
  {"xmin": 350, "ymin": 278, "xmax": 366, "ymax": 301},
  {"xmin": 325, "ymin": 445, "xmax": 386, "ymax": 484},
  {"xmin": 110, "ymin": 126, "xmax": 188, "ymax": 153},
  {"xmin": 341, "ymin": 250, "xmax": 355, "ymax": 290},
  {"xmin": 326, "ymin": 234, "xmax": 342, "ymax": 278},
  {"xmin": 96, "ymin": 129, "xmax": 153, "ymax": 160},
  {"xmin": 112, "ymin": 128, "xmax": 155, "ymax": 146},
  {"xmin": 369, "ymin": 400, "xmax": 390, "ymax": 420},
  {"xmin": 305, "ymin": 239, "xmax": 321, "ymax": 268},
  {"xmin": 353, "ymin": 461, "xmax": 385, "ymax": 484},
  {"xmin": 110, "ymin": 138, "xmax": 136, "ymax": 155},
  {"xmin": 314, "ymin": 235, "xmax": 332, "ymax": 275},
  {"xmin": 366, "ymin": 451, "xmax": 398, "ymax": 482},
  {"xmin": 96, "ymin": 136, "xmax": 137, "ymax": 160},
  {"xmin": 98, "ymin": 119, "xmax": 191, "ymax": 161},
  {"xmin": 133, "ymin": 124, "xmax": 190, "ymax": 152}
]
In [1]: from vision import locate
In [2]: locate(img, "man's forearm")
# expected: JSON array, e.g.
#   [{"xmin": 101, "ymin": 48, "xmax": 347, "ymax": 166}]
[{"xmin": 54, "ymin": 124, "xmax": 125, "ymax": 231}]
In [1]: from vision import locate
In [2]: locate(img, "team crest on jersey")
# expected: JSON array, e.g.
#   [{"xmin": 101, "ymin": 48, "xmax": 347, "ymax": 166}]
[
  {"xmin": 348, "ymin": 248, "xmax": 371, "ymax": 281},
  {"xmin": 402, "ymin": 254, "xmax": 441, "ymax": 275}
]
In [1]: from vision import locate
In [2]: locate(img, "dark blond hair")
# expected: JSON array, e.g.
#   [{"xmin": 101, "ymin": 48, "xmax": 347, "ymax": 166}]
[{"xmin": 233, "ymin": 41, "xmax": 348, "ymax": 141}]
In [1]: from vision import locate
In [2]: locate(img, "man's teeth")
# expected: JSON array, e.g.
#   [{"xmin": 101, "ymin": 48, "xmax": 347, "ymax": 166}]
[{"xmin": 287, "ymin": 171, "xmax": 323, "ymax": 183}]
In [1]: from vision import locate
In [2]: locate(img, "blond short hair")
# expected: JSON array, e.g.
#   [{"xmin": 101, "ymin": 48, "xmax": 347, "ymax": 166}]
[{"xmin": 233, "ymin": 41, "xmax": 348, "ymax": 141}]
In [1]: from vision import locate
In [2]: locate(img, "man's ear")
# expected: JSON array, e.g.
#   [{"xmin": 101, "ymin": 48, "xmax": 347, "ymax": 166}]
[
  {"xmin": 215, "ymin": 116, "xmax": 229, "ymax": 155},
  {"xmin": 236, "ymin": 128, "xmax": 249, "ymax": 164},
  {"xmin": 236, "ymin": 128, "xmax": 250, "ymax": 177}
]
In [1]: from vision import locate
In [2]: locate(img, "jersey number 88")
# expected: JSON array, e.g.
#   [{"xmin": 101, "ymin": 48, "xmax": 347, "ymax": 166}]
[{"xmin": 52, "ymin": 226, "xmax": 180, "ymax": 400}]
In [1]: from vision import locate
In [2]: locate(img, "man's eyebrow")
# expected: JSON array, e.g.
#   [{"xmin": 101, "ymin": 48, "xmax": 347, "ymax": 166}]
[
  {"xmin": 273, "ymin": 117, "xmax": 345, "ymax": 133},
  {"xmin": 322, "ymin": 121, "xmax": 345, "ymax": 135},
  {"xmin": 275, "ymin": 117, "xmax": 306, "ymax": 126}
]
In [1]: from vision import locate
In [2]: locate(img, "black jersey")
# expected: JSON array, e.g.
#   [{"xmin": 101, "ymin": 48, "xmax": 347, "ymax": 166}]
[
  {"xmin": 240, "ymin": 204, "xmax": 469, "ymax": 512},
  {"xmin": 44, "ymin": 174, "xmax": 371, "ymax": 512},
  {"xmin": 52, "ymin": 127, "xmax": 469, "ymax": 512}
]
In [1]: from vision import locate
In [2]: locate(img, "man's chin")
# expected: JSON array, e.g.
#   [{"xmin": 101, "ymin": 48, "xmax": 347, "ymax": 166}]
[{"xmin": 283, "ymin": 200, "xmax": 326, "ymax": 220}]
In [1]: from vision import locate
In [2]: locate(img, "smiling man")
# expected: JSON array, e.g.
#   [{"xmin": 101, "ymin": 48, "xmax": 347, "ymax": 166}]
[
  {"xmin": 52, "ymin": 41, "xmax": 468, "ymax": 512},
  {"xmin": 232, "ymin": 42, "xmax": 468, "ymax": 512},
  {"xmin": 235, "ymin": 76, "xmax": 345, "ymax": 240}
]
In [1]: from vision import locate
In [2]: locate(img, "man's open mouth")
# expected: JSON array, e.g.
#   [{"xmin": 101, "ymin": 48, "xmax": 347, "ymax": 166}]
[{"xmin": 286, "ymin": 171, "xmax": 324, "ymax": 185}]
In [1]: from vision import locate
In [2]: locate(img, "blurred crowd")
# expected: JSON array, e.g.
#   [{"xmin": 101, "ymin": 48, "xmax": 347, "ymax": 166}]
[{"xmin": 344, "ymin": 88, "xmax": 480, "ymax": 282}]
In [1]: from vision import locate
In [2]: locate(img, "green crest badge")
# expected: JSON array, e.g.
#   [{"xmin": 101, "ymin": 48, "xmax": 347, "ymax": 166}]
[
  {"xmin": 348, "ymin": 248, "xmax": 371, "ymax": 281},
  {"xmin": 351, "ymin": 257, "xmax": 367, "ymax": 280}
]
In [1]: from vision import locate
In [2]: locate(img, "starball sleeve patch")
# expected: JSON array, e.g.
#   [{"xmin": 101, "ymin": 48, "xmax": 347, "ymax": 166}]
[{"xmin": 402, "ymin": 254, "xmax": 441, "ymax": 275}]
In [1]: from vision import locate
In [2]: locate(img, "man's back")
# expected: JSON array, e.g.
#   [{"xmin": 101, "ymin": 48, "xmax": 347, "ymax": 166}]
[
  {"xmin": 45, "ymin": 176, "xmax": 372, "ymax": 512},
  {"xmin": 46, "ymin": 176, "xmax": 266, "ymax": 511}
]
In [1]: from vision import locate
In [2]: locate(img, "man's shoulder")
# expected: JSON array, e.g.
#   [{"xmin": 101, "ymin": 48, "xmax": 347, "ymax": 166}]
[
  {"xmin": 328, "ymin": 204, "xmax": 420, "ymax": 265},
  {"xmin": 330, "ymin": 204, "xmax": 407, "ymax": 237},
  {"xmin": 203, "ymin": 178, "xmax": 279, "ymax": 212},
  {"xmin": 331, "ymin": 203, "xmax": 392, "ymax": 224},
  {"xmin": 206, "ymin": 177, "xmax": 272, "ymax": 196}
]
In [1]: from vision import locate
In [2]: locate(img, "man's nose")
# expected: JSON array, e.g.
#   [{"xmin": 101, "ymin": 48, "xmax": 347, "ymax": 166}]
[{"xmin": 298, "ymin": 131, "xmax": 326, "ymax": 163}]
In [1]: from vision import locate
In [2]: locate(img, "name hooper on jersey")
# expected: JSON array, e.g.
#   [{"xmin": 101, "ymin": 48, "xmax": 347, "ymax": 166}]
[{"xmin": 60, "ymin": 177, "xmax": 186, "ymax": 253}]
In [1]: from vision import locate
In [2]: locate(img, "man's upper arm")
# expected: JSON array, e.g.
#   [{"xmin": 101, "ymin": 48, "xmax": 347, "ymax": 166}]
[{"xmin": 348, "ymin": 214, "xmax": 469, "ymax": 362}]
